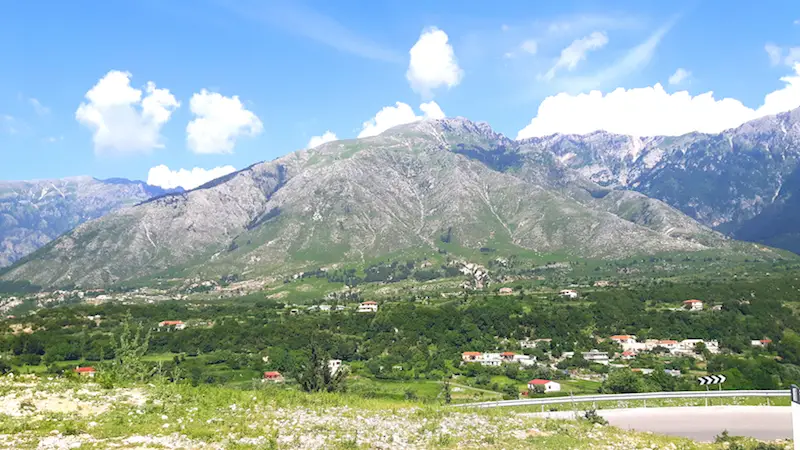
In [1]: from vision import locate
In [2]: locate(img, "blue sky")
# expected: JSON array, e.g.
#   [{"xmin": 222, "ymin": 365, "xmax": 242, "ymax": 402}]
[{"xmin": 2, "ymin": 0, "xmax": 800, "ymax": 188}]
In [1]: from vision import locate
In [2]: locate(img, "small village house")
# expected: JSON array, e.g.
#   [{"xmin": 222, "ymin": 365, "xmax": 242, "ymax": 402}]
[
  {"xmin": 480, "ymin": 353, "xmax": 502, "ymax": 367},
  {"xmin": 158, "ymin": 320, "xmax": 186, "ymax": 330},
  {"xmin": 559, "ymin": 289, "xmax": 578, "ymax": 299},
  {"xmin": 751, "ymin": 338, "xmax": 773, "ymax": 347},
  {"xmin": 357, "ymin": 301, "xmax": 378, "ymax": 313},
  {"xmin": 263, "ymin": 371, "xmax": 284, "ymax": 383},
  {"xmin": 683, "ymin": 299, "xmax": 704, "ymax": 311},
  {"xmin": 528, "ymin": 379, "xmax": 561, "ymax": 393},
  {"xmin": 512, "ymin": 354, "xmax": 536, "ymax": 367},
  {"xmin": 462, "ymin": 352, "xmax": 482, "ymax": 363},
  {"xmin": 74, "ymin": 367, "xmax": 96, "ymax": 378},
  {"xmin": 498, "ymin": 287, "xmax": 514, "ymax": 296},
  {"xmin": 519, "ymin": 338, "xmax": 537, "ymax": 349},
  {"xmin": 582, "ymin": 349, "xmax": 609, "ymax": 365},
  {"xmin": 620, "ymin": 351, "xmax": 636, "ymax": 360}
]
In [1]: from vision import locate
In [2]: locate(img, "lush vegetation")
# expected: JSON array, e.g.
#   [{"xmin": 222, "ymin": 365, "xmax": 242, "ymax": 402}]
[{"xmin": 2, "ymin": 266, "xmax": 800, "ymax": 401}]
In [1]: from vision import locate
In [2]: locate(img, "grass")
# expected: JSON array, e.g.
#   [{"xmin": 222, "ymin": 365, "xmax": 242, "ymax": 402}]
[{"xmin": 0, "ymin": 378, "xmax": 774, "ymax": 449}]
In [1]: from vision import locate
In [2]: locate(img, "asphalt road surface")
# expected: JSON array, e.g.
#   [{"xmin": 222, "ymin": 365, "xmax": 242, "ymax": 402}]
[{"xmin": 529, "ymin": 406, "xmax": 792, "ymax": 442}]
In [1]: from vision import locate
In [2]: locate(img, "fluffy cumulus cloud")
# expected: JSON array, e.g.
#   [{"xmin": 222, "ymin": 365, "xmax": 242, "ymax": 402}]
[
  {"xmin": 75, "ymin": 70, "xmax": 180, "ymax": 155},
  {"xmin": 186, "ymin": 89, "xmax": 263, "ymax": 154},
  {"xmin": 307, "ymin": 131, "xmax": 338, "ymax": 149},
  {"xmin": 517, "ymin": 63, "xmax": 800, "ymax": 139},
  {"xmin": 544, "ymin": 31, "xmax": 608, "ymax": 80},
  {"xmin": 668, "ymin": 68, "xmax": 691, "ymax": 85},
  {"xmin": 358, "ymin": 101, "xmax": 446, "ymax": 138},
  {"xmin": 406, "ymin": 27, "xmax": 463, "ymax": 96},
  {"xmin": 146, "ymin": 164, "xmax": 237, "ymax": 190}
]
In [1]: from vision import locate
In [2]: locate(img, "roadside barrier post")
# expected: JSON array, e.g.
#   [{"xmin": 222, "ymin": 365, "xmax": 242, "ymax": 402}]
[{"xmin": 791, "ymin": 385, "xmax": 800, "ymax": 450}]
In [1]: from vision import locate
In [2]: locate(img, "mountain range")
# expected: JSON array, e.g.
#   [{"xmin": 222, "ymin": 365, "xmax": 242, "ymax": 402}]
[
  {"xmin": 0, "ymin": 177, "xmax": 173, "ymax": 268},
  {"xmin": 4, "ymin": 108, "xmax": 800, "ymax": 288}
]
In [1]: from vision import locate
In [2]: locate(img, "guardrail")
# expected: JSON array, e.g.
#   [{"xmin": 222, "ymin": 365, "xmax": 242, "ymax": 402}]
[{"xmin": 453, "ymin": 389, "xmax": 790, "ymax": 409}]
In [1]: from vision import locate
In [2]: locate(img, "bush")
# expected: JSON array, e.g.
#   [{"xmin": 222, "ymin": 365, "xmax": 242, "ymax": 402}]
[{"xmin": 582, "ymin": 409, "xmax": 608, "ymax": 425}]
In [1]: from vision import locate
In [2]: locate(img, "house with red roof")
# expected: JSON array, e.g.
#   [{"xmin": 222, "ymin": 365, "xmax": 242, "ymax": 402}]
[
  {"xmin": 74, "ymin": 366, "xmax": 96, "ymax": 377},
  {"xmin": 158, "ymin": 320, "xmax": 186, "ymax": 330},
  {"xmin": 682, "ymin": 299, "xmax": 704, "ymax": 311},
  {"xmin": 751, "ymin": 338, "xmax": 773, "ymax": 347},
  {"xmin": 263, "ymin": 371, "xmax": 284, "ymax": 383},
  {"xmin": 527, "ymin": 379, "xmax": 561, "ymax": 393},
  {"xmin": 461, "ymin": 351, "xmax": 482, "ymax": 362}
]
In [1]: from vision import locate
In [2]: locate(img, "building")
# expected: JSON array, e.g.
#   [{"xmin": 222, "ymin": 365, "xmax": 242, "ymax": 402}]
[
  {"xmin": 609, "ymin": 335, "xmax": 637, "ymax": 345},
  {"xmin": 462, "ymin": 352, "xmax": 482, "ymax": 363},
  {"xmin": 620, "ymin": 351, "xmax": 636, "ymax": 360},
  {"xmin": 683, "ymin": 299, "xmax": 704, "ymax": 311},
  {"xmin": 328, "ymin": 359, "xmax": 342, "ymax": 375},
  {"xmin": 751, "ymin": 338, "xmax": 773, "ymax": 347},
  {"xmin": 480, "ymin": 353, "xmax": 502, "ymax": 367},
  {"xmin": 512, "ymin": 354, "xmax": 536, "ymax": 367},
  {"xmin": 582, "ymin": 349, "xmax": 609, "ymax": 365},
  {"xmin": 500, "ymin": 352, "xmax": 516, "ymax": 362},
  {"xmin": 664, "ymin": 369, "xmax": 681, "ymax": 377},
  {"xmin": 528, "ymin": 379, "xmax": 561, "ymax": 393},
  {"xmin": 559, "ymin": 289, "xmax": 578, "ymax": 299},
  {"xmin": 519, "ymin": 338, "xmax": 538, "ymax": 349},
  {"xmin": 655, "ymin": 340, "xmax": 679, "ymax": 351},
  {"xmin": 158, "ymin": 320, "xmax": 186, "ymax": 330},
  {"xmin": 74, "ymin": 367, "xmax": 96, "ymax": 377},
  {"xmin": 593, "ymin": 280, "xmax": 612, "ymax": 287},
  {"xmin": 498, "ymin": 287, "xmax": 514, "ymax": 296},
  {"xmin": 357, "ymin": 301, "xmax": 378, "ymax": 313},
  {"xmin": 676, "ymin": 339, "xmax": 720, "ymax": 355},
  {"xmin": 263, "ymin": 371, "xmax": 284, "ymax": 383}
]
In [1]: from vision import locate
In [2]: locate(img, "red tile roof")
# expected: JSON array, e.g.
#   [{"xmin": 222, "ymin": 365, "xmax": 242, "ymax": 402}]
[
  {"xmin": 528, "ymin": 379, "xmax": 552, "ymax": 385},
  {"xmin": 462, "ymin": 351, "xmax": 481, "ymax": 356},
  {"xmin": 264, "ymin": 371, "xmax": 282, "ymax": 378},
  {"xmin": 622, "ymin": 351, "xmax": 635, "ymax": 356},
  {"xmin": 610, "ymin": 335, "xmax": 632, "ymax": 340},
  {"xmin": 74, "ymin": 367, "xmax": 95, "ymax": 373},
  {"xmin": 160, "ymin": 320, "xmax": 184, "ymax": 325},
  {"xmin": 501, "ymin": 352, "xmax": 515, "ymax": 356},
  {"xmin": 361, "ymin": 301, "xmax": 377, "ymax": 305},
  {"xmin": 683, "ymin": 299, "xmax": 702, "ymax": 304}
]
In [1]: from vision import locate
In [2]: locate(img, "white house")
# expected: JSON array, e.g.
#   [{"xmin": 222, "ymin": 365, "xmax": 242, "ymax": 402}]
[
  {"xmin": 582, "ymin": 349, "xmax": 609, "ymax": 365},
  {"xmin": 559, "ymin": 289, "xmax": 578, "ymax": 299},
  {"xmin": 158, "ymin": 320, "xmax": 186, "ymax": 330},
  {"xmin": 512, "ymin": 354, "xmax": 537, "ymax": 367},
  {"xmin": 683, "ymin": 299, "xmax": 704, "ymax": 311},
  {"xmin": 357, "ymin": 301, "xmax": 378, "ymax": 313},
  {"xmin": 328, "ymin": 359, "xmax": 342, "ymax": 375},
  {"xmin": 528, "ymin": 379, "xmax": 561, "ymax": 393},
  {"xmin": 751, "ymin": 338, "xmax": 773, "ymax": 347},
  {"xmin": 519, "ymin": 339, "xmax": 538, "ymax": 349},
  {"xmin": 480, "ymin": 353, "xmax": 502, "ymax": 367},
  {"xmin": 462, "ymin": 352, "xmax": 482, "ymax": 363}
]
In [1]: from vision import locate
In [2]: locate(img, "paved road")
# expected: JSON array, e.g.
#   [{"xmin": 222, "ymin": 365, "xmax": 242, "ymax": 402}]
[{"xmin": 527, "ymin": 406, "xmax": 792, "ymax": 442}]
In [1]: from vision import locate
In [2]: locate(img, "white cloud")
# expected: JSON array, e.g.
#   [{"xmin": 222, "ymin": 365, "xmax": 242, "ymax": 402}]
[
  {"xmin": 44, "ymin": 136, "xmax": 63, "ymax": 144},
  {"xmin": 358, "ymin": 101, "xmax": 446, "ymax": 138},
  {"xmin": 543, "ymin": 31, "xmax": 608, "ymax": 80},
  {"xmin": 28, "ymin": 98, "xmax": 50, "ymax": 116},
  {"xmin": 307, "ymin": 131, "xmax": 338, "ymax": 149},
  {"xmin": 668, "ymin": 68, "xmax": 691, "ymax": 85},
  {"xmin": 520, "ymin": 39, "xmax": 538, "ymax": 55},
  {"xmin": 186, "ymin": 89, "xmax": 263, "ymax": 154},
  {"xmin": 146, "ymin": 164, "xmax": 237, "ymax": 190},
  {"xmin": 517, "ymin": 63, "xmax": 800, "ymax": 139},
  {"xmin": 406, "ymin": 27, "xmax": 463, "ymax": 97},
  {"xmin": 766, "ymin": 43, "xmax": 800, "ymax": 67},
  {"xmin": 75, "ymin": 70, "xmax": 180, "ymax": 155}
]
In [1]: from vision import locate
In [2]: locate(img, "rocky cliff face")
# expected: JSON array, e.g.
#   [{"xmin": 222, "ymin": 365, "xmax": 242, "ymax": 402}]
[
  {"xmin": 0, "ymin": 177, "xmax": 170, "ymax": 267},
  {"xmin": 522, "ymin": 107, "xmax": 800, "ymax": 250},
  {"xmin": 1, "ymin": 118, "xmax": 739, "ymax": 288}
]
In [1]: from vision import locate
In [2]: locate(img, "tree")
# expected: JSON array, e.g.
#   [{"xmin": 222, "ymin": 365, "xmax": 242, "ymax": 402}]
[
  {"xmin": 601, "ymin": 369, "xmax": 644, "ymax": 394},
  {"xmin": 442, "ymin": 378, "xmax": 452, "ymax": 404},
  {"xmin": 297, "ymin": 345, "xmax": 346, "ymax": 393},
  {"xmin": 502, "ymin": 383, "xmax": 519, "ymax": 400},
  {"xmin": 106, "ymin": 314, "xmax": 152, "ymax": 383}
]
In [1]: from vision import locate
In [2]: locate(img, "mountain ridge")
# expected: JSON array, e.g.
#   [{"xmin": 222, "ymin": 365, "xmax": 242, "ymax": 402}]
[{"xmin": 2, "ymin": 118, "xmax": 770, "ymax": 288}]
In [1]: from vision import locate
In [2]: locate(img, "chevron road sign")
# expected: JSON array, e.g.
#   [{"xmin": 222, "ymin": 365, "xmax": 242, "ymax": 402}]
[{"xmin": 698, "ymin": 375, "xmax": 726, "ymax": 385}]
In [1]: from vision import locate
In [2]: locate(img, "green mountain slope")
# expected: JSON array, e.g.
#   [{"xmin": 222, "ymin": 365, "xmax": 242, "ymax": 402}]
[{"xmin": 0, "ymin": 119, "xmax": 771, "ymax": 288}]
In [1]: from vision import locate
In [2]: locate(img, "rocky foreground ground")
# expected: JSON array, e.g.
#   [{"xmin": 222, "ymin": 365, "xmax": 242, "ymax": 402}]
[{"xmin": 0, "ymin": 375, "xmax": 788, "ymax": 449}]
